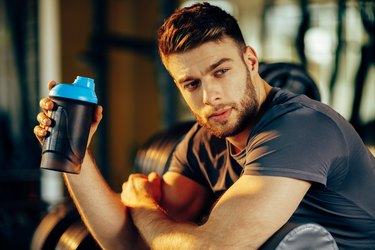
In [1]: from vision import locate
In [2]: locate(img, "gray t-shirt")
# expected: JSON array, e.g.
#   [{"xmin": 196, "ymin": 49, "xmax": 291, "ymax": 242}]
[{"xmin": 168, "ymin": 88, "xmax": 375, "ymax": 249}]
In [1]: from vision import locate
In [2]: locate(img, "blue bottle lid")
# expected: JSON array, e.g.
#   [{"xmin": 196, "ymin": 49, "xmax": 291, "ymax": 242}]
[{"xmin": 49, "ymin": 76, "xmax": 98, "ymax": 104}]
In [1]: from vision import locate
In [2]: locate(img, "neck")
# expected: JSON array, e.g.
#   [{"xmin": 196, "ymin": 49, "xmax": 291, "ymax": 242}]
[{"xmin": 227, "ymin": 80, "xmax": 273, "ymax": 154}]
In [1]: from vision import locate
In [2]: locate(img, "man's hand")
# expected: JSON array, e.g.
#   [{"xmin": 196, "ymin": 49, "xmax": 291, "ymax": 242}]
[
  {"xmin": 33, "ymin": 80, "xmax": 103, "ymax": 146},
  {"xmin": 121, "ymin": 172, "xmax": 162, "ymax": 208}
]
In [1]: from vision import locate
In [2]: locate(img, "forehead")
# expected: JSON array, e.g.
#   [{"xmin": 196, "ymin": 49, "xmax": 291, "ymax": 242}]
[{"xmin": 165, "ymin": 37, "xmax": 242, "ymax": 80}]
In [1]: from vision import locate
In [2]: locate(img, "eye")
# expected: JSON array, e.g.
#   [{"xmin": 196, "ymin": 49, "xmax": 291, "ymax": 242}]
[
  {"xmin": 183, "ymin": 80, "xmax": 200, "ymax": 91},
  {"xmin": 214, "ymin": 68, "xmax": 229, "ymax": 77}
]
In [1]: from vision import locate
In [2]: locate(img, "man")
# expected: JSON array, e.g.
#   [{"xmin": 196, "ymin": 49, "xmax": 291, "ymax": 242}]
[{"xmin": 35, "ymin": 3, "xmax": 375, "ymax": 249}]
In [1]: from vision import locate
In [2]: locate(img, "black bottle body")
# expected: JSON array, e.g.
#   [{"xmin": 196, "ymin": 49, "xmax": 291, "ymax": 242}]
[{"xmin": 40, "ymin": 97, "xmax": 95, "ymax": 174}]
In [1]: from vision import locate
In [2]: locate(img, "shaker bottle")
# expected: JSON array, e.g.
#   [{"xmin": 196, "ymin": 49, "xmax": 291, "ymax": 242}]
[{"xmin": 40, "ymin": 76, "xmax": 98, "ymax": 174}]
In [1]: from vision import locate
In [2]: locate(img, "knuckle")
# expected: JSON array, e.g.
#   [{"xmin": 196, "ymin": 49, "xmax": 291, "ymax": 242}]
[
  {"xmin": 34, "ymin": 126, "xmax": 44, "ymax": 137},
  {"xmin": 37, "ymin": 113, "xmax": 48, "ymax": 126},
  {"xmin": 129, "ymin": 173, "xmax": 138, "ymax": 180},
  {"xmin": 40, "ymin": 98, "xmax": 53, "ymax": 110},
  {"xmin": 149, "ymin": 172, "xmax": 158, "ymax": 178},
  {"xmin": 39, "ymin": 98, "xmax": 46, "ymax": 108},
  {"xmin": 37, "ymin": 112, "xmax": 43, "ymax": 121}
]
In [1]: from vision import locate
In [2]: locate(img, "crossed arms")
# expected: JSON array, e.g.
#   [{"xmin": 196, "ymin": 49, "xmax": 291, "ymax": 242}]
[{"xmin": 65, "ymin": 152, "xmax": 310, "ymax": 249}]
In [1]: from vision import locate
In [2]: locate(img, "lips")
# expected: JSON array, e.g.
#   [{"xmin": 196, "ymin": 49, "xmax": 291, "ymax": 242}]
[{"xmin": 208, "ymin": 107, "xmax": 232, "ymax": 122}]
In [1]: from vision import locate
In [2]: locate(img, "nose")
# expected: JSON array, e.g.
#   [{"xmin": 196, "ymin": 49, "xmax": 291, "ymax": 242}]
[{"xmin": 202, "ymin": 81, "xmax": 221, "ymax": 105}]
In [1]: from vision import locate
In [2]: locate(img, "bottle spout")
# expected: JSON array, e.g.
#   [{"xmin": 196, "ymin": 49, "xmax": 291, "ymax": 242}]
[{"xmin": 74, "ymin": 76, "xmax": 95, "ymax": 90}]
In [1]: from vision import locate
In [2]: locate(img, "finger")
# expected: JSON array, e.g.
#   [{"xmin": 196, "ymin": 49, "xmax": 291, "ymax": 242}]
[
  {"xmin": 34, "ymin": 125, "xmax": 47, "ymax": 137},
  {"xmin": 37, "ymin": 112, "xmax": 51, "ymax": 127},
  {"xmin": 120, "ymin": 190, "xmax": 127, "ymax": 204},
  {"xmin": 93, "ymin": 105, "xmax": 103, "ymax": 123},
  {"xmin": 48, "ymin": 80, "xmax": 57, "ymax": 91},
  {"xmin": 122, "ymin": 181, "xmax": 128, "ymax": 192},
  {"xmin": 39, "ymin": 98, "xmax": 54, "ymax": 112},
  {"xmin": 121, "ymin": 182, "xmax": 127, "ymax": 202},
  {"xmin": 33, "ymin": 125, "xmax": 47, "ymax": 144},
  {"xmin": 128, "ymin": 173, "xmax": 148, "ymax": 181},
  {"xmin": 127, "ymin": 174, "xmax": 148, "ymax": 190}
]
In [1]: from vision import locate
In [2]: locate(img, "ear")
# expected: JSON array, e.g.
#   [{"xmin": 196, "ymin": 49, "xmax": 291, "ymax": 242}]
[{"xmin": 242, "ymin": 46, "xmax": 259, "ymax": 73}]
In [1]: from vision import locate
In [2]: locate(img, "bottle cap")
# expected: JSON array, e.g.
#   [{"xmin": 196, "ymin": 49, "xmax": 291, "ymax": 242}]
[{"xmin": 49, "ymin": 76, "xmax": 98, "ymax": 104}]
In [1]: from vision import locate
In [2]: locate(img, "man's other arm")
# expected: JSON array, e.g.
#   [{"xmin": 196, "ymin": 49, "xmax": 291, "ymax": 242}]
[{"xmin": 122, "ymin": 173, "xmax": 311, "ymax": 249}]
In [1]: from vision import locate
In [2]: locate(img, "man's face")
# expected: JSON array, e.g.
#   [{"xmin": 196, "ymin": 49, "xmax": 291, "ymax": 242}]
[{"xmin": 166, "ymin": 37, "xmax": 259, "ymax": 138}]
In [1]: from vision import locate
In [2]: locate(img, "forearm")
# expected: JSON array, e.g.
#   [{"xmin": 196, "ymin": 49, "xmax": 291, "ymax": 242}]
[
  {"xmin": 123, "ymin": 173, "xmax": 254, "ymax": 249},
  {"xmin": 64, "ymin": 150, "xmax": 146, "ymax": 250},
  {"xmin": 130, "ymin": 204, "xmax": 205, "ymax": 250},
  {"xmin": 131, "ymin": 202, "xmax": 263, "ymax": 250}
]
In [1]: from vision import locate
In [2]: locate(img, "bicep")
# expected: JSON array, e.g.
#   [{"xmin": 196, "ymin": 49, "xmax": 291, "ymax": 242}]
[
  {"xmin": 161, "ymin": 171, "xmax": 212, "ymax": 222},
  {"xmin": 200, "ymin": 175, "xmax": 311, "ymax": 249}
]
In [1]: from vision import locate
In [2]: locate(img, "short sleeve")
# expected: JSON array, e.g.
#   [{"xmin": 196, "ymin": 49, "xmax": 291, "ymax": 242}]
[
  {"xmin": 167, "ymin": 123, "xmax": 211, "ymax": 186},
  {"xmin": 243, "ymin": 106, "xmax": 348, "ymax": 187}
]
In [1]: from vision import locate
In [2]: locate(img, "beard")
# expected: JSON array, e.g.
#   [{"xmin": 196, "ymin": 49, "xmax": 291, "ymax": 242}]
[{"xmin": 193, "ymin": 69, "xmax": 259, "ymax": 138}]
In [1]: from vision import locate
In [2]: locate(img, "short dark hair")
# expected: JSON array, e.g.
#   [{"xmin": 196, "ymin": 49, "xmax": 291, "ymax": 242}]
[{"xmin": 157, "ymin": 2, "xmax": 245, "ymax": 63}]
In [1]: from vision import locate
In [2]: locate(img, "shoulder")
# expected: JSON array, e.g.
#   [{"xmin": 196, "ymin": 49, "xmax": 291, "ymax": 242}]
[
  {"xmin": 254, "ymin": 90, "xmax": 349, "ymax": 155},
  {"xmin": 245, "ymin": 90, "xmax": 351, "ymax": 185},
  {"xmin": 259, "ymin": 89, "xmax": 348, "ymax": 137}
]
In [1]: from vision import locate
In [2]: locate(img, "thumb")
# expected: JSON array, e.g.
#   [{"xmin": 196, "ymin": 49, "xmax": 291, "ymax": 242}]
[
  {"xmin": 87, "ymin": 105, "xmax": 103, "ymax": 147},
  {"xmin": 148, "ymin": 172, "xmax": 162, "ymax": 203},
  {"xmin": 148, "ymin": 172, "xmax": 161, "ymax": 187},
  {"xmin": 93, "ymin": 105, "xmax": 103, "ymax": 124}
]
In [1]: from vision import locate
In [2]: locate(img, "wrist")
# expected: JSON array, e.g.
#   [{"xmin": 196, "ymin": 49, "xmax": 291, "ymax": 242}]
[{"xmin": 130, "ymin": 201, "xmax": 167, "ymax": 223}]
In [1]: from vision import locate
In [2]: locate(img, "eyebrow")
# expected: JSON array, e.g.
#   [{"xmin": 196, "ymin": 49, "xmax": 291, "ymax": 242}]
[{"xmin": 176, "ymin": 58, "xmax": 233, "ymax": 85}]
